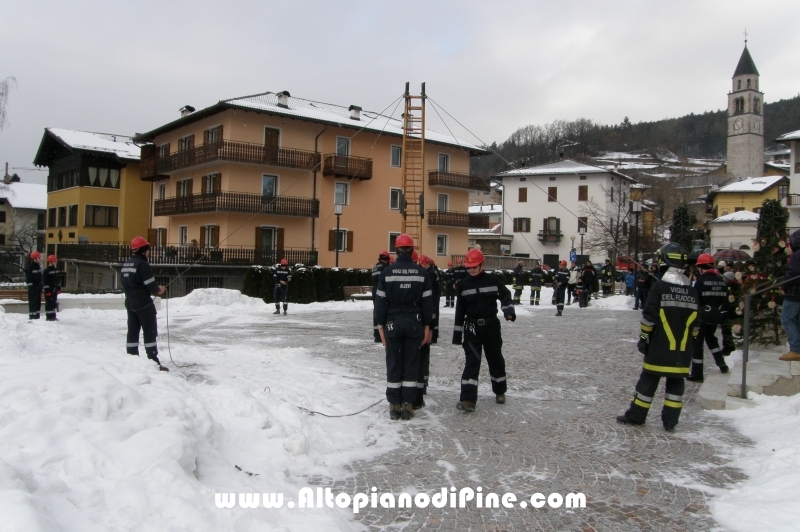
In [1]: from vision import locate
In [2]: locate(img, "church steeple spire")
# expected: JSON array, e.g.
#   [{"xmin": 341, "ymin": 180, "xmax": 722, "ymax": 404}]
[{"xmin": 733, "ymin": 45, "xmax": 759, "ymax": 77}]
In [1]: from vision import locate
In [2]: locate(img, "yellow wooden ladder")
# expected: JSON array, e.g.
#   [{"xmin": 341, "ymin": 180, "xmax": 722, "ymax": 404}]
[{"xmin": 401, "ymin": 82, "xmax": 426, "ymax": 248}]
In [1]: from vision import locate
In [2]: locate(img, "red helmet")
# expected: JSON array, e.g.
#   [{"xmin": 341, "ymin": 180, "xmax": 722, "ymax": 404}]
[
  {"xmin": 559, "ymin": 260, "xmax": 567, "ymax": 267},
  {"xmin": 447, "ymin": 261, "xmax": 453, "ymax": 267},
  {"xmin": 456, "ymin": 258, "xmax": 463, "ymax": 264},
  {"xmin": 379, "ymin": 250, "xmax": 390, "ymax": 260},
  {"xmin": 395, "ymin": 233, "xmax": 414, "ymax": 248},
  {"xmin": 131, "ymin": 236, "xmax": 149, "ymax": 251},
  {"xmin": 464, "ymin": 248, "xmax": 485, "ymax": 268},
  {"xmin": 411, "ymin": 250, "xmax": 419, "ymax": 262},
  {"xmin": 419, "ymin": 254, "xmax": 430, "ymax": 266},
  {"xmin": 47, "ymin": 255, "xmax": 57, "ymax": 262},
  {"xmin": 696, "ymin": 253, "xmax": 715, "ymax": 266},
  {"xmin": 30, "ymin": 251, "xmax": 41, "ymax": 259},
  {"xmin": 280, "ymin": 258, "xmax": 288, "ymax": 266}
]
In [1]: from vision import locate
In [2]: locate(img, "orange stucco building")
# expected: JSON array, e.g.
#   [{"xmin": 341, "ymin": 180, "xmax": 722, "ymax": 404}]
[{"xmin": 133, "ymin": 91, "xmax": 490, "ymax": 268}]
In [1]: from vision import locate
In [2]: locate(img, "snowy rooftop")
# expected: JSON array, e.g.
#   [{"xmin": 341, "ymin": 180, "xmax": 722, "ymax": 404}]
[
  {"xmin": 715, "ymin": 176, "xmax": 786, "ymax": 193},
  {"xmin": 46, "ymin": 128, "xmax": 140, "ymax": 160},
  {"xmin": 495, "ymin": 159, "xmax": 635, "ymax": 181},
  {"xmin": 468, "ymin": 223, "xmax": 502, "ymax": 235},
  {"xmin": 468, "ymin": 203, "xmax": 502, "ymax": 214},
  {"xmin": 0, "ymin": 182, "xmax": 47, "ymax": 210},
  {"xmin": 776, "ymin": 129, "xmax": 800, "ymax": 142},
  {"xmin": 711, "ymin": 210, "xmax": 760, "ymax": 223}
]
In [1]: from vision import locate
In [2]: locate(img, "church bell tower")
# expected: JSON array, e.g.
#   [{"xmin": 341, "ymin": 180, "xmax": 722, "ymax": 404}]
[{"xmin": 726, "ymin": 42, "xmax": 764, "ymax": 178}]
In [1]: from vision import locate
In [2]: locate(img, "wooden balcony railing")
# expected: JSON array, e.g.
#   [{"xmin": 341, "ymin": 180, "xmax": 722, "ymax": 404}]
[
  {"xmin": 428, "ymin": 171, "xmax": 491, "ymax": 193},
  {"xmin": 322, "ymin": 154, "xmax": 373, "ymax": 180},
  {"xmin": 426, "ymin": 210, "xmax": 491, "ymax": 229},
  {"xmin": 537, "ymin": 230, "xmax": 563, "ymax": 243},
  {"xmin": 139, "ymin": 140, "xmax": 321, "ymax": 180},
  {"xmin": 55, "ymin": 242, "xmax": 318, "ymax": 266},
  {"xmin": 154, "ymin": 192, "xmax": 319, "ymax": 218},
  {"xmin": 783, "ymin": 194, "xmax": 800, "ymax": 207}
]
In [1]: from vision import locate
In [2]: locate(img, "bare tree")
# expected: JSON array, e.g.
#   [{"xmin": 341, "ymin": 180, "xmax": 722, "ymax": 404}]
[
  {"xmin": 0, "ymin": 76, "xmax": 17, "ymax": 130},
  {"xmin": 579, "ymin": 184, "xmax": 633, "ymax": 260},
  {"xmin": 0, "ymin": 209, "xmax": 41, "ymax": 281}
]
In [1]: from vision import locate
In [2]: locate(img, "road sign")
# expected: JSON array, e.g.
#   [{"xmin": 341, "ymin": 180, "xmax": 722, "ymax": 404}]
[{"xmin": 569, "ymin": 250, "xmax": 577, "ymax": 263}]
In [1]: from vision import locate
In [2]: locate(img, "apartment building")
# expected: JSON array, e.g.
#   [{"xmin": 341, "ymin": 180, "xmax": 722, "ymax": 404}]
[
  {"xmin": 132, "ymin": 91, "xmax": 490, "ymax": 269},
  {"xmin": 777, "ymin": 129, "xmax": 800, "ymax": 232},
  {"xmin": 0, "ymin": 180, "xmax": 46, "ymax": 279},
  {"xmin": 705, "ymin": 175, "xmax": 789, "ymax": 220}
]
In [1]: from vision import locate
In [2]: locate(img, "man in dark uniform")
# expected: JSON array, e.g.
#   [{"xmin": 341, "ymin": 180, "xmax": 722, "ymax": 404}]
[
  {"xmin": 529, "ymin": 261, "xmax": 543, "ymax": 305},
  {"xmin": 443, "ymin": 261, "xmax": 455, "ymax": 307},
  {"xmin": 582, "ymin": 261, "xmax": 597, "ymax": 301},
  {"xmin": 374, "ymin": 234, "xmax": 433, "ymax": 421},
  {"xmin": 452, "ymin": 257, "xmax": 467, "ymax": 293},
  {"xmin": 414, "ymin": 254, "xmax": 441, "ymax": 409},
  {"xmin": 617, "ymin": 243, "xmax": 699, "ymax": 431},
  {"xmin": 687, "ymin": 253, "xmax": 729, "ymax": 381},
  {"xmin": 512, "ymin": 260, "xmax": 526, "ymax": 305},
  {"xmin": 553, "ymin": 260, "xmax": 569, "ymax": 316},
  {"xmin": 452, "ymin": 248, "xmax": 516, "ymax": 412},
  {"xmin": 371, "ymin": 250, "xmax": 392, "ymax": 341},
  {"xmin": 600, "ymin": 258, "xmax": 615, "ymax": 297},
  {"xmin": 43, "ymin": 255, "xmax": 61, "ymax": 321},
  {"xmin": 273, "ymin": 259, "xmax": 291, "ymax": 315},
  {"xmin": 25, "ymin": 251, "xmax": 43, "ymax": 320},
  {"xmin": 122, "ymin": 236, "xmax": 168, "ymax": 371}
]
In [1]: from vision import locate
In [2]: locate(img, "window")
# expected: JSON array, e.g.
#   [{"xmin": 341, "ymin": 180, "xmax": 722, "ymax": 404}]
[
  {"xmin": 747, "ymin": 78, "xmax": 751, "ymax": 89},
  {"xmin": 48, "ymin": 208, "xmax": 56, "ymax": 228},
  {"xmin": 513, "ymin": 217, "xmax": 531, "ymax": 232},
  {"xmin": 520, "ymin": 177, "xmax": 526, "ymax": 182},
  {"xmin": 578, "ymin": 217, "xmax": 588, "ymax": 232},
  {"xmin": 436, "ymin": 234, "xmax": 448, "ymax": 256},
  {"xmin": 737, "ymin": 79, "xmax": 742, "ymax": 90},
  {"xmin": 389, "ymin": 232, "xmax": 400, "ymax": 252},
  {"xmin": 179, "ymin": 226, "xmax": 188, "ymax": 245},
  {"xmin": 545, "ymin": 217, "xmax": 560, "ymax": 233},
  {"xmin": 260, "ymin": 226, "xmax": 276, "ymax": 250},
  {"xmin": 178, "ymin": 179, "xmax": 192, "ymax": 197},
  {"xmin": 336, "ymin": 137, "xmax": 350, "ymax": 156},
  {"xmin": 390, "ymin": 188, "xmax": 402, "ymax": 210},
  {"xmin": 202, "ymin": 225, "xmax": 218, "ymax": 248},
  {"xmin": 37, "ymin": 213, "xmax": 45, "ymax": 230},
  {"xmin": 548, "ymin": 187, "xmax": 557, "ymax": 202},
  {"xmin": 334, "ymin": 182, "xmax": 349, "ymax": 205},
  {"xmin": 207, "ymin": 126, "xmax": 222, "ymax": 143},
  {"xmin": 438, "ymin": 154, "xmax": 449, "ymax": 172},
  {"xmin": 58, "ymin": 206, "xmax": 67, "ymax": 227},
  {"xmin": 549, "ymin": 176, "xmax": 556, "ymax": 181},
  {"xmin": 178, "ymin": 135, "xmax": 194, "ymax": 152},
  {"xmin": 0, "ymin": 211, "xmax": 5, "ymax": 223},
  {"xmin": 68, "ymin": 205, "xmax": 78, "ymax": 226},
  {"xmin": 262, "ymin": 175, "xmax": 278, "ymax": 196},
  {"xmin": 329, "ymin": 229, "xmax": 352, "ymax": 252},
  {"xmin": 519, "ymin": 187, "xmax": 527, "ymax": 202},
  {"xmin": 84, "ymin": 206, "xmax": 118, "ymax": 227},
  {"xmin": 156, "ymin": 228, "xmax": 167, "ymax": 247},
  {"xmin": 734, "ymin": 207, "xmax": 745, "ymax": 212},
  {"xmin": 48, "ymin": 169, "xmax": 79, "ymax": 191},
  {"xmin": 578, "ymin": 185, "xmax": 588, "ymax": 201},
  {"xmin": 204, "ymin": 174, "xmax": 219, "ymax": 194},
  {"xmin": 778, "ymin": 184, "xmax": 788, "ymax": 202},
  {"xmin": 623, "ymin": 221, "xmax": 628, "ymax": 237},
  {"xmin": 158, "ymin": 184, "xmax": 166, "ymax": 200},
  {"xmin": 609, "ymin": 187, "xmax": 615, "ymax": 202},
  {"xmin": 579, "ymin": 175, "xmax": 586, "ymax": 181},
  {"xmin": 437, "ymin": 194, "xmax": 448, "ymax": 212},
  {"xmin": 391, "ymin": 146, "xmax": 402, "ymax": 167},
  {"xmin": 158, "ymin": 144, "xmax": 170, "ymax": 157}
]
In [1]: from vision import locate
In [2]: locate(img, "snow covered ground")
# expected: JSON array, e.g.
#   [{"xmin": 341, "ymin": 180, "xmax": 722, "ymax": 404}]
[{"xmin": 1, "ymin": 288, "xmax": 799, "ymax": 530}]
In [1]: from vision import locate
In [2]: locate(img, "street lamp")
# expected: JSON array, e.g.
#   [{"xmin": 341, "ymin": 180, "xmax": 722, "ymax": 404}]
[
  {"xmin": 334, "ymin": 203, "xmax": 343, "ymax": 268},
  {"xmin": 631, "ymin": 201, "xmax": 642, "ymax": 264},
  {"xmin": 578, "ymin": 227, "xmax": 586, "ymax": 259}
]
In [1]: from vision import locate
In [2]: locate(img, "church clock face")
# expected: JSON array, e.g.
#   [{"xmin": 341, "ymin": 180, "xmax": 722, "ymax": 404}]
[{"xmin": 733, "ymin": 118, "xmax": 743, "ymax": 132}]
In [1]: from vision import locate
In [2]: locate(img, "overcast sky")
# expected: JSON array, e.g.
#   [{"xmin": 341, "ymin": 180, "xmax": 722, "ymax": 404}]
[{"xmin": 2, "ymin": 0, "xmax": 799, "ymax": 184}]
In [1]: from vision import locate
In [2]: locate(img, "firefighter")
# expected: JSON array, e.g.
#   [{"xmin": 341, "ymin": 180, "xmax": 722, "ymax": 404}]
[
  {"xmin": 600, "ymin": 258, "xmax": 615, "ymax": 297},
  {"xmin": 42, "ymin": 255, "xmax": 61, "ymax": 321},
  {"xmin": 552, "ymin": 260, "xmax": 569, "ymax": 316},
  {"xmin": 452, "ymin": 257, "xmax": 467, "ymax": 292},
  {"xmin": 372, "ymin": 251, "xmax": 392, "ymax": 341},
  {"xmin": 687, "ymin": 253, "xmax": 729, "ymax": 381},
  {"xmin": 582, "ymin": 261, "xmax": 597, "ymax": 301},
  {"xmin": 512, "ymin": 260, "xmax": 526, "ymax": 305},
  {"xmin": 529, "ymin": 261, "xmax": 543, "ymax": 305},
  {"xmin": 617, "ymin": 243, "xmax": 699, "ymax": 431},
  {"xmin": 374, "ymin": 234, "xmax": 433, "ymax": 421},
  {"xmin": 121, "ymin": 236, "xmax": 168, "ymax": 371},
  {"xmin": 273, "ymin": 259, "xmax": 291, "ymax": 315},
  {"xmin": 443, "ymin": 261, "xmax": 455, "ymax": 307},
  {"xmin": 415, "ymin": 254, "xmax": 440, "ymax": 409},
  {"xmin": 452, "ymin": 248, "xmax": 515, "ymax": 411},
  {"xmin": 25, "ymin": 251, "xmax": 43, "ymax": 320}
]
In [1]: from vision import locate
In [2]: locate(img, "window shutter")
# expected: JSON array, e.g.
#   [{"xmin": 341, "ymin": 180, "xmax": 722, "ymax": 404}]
[
  {"xmin": 141, "ymin": 144, "xmax": 155, "ymax": 160},
  {"xmin": 217, "ymin": 125, "xmax": 223, "ymax": 142},
  {"xmin": 201, "ymin": 177, "xmax": 207, "ymax": 195},
  {"xmin": 519, "ymin": 188, "xmax": 527, "ymax": 202},
  {"xmin": 162, "ymin": 228, "xmax": 168, "ymax": 247},
  {"xmin": 276, "ymin": 228, "xmax": 284, "ymax": 251},
  {"xmin": 188, "ymin": 135, "xmax": 195, "ymax": 149},
  {"xmin": 203, "ymin": 130, "xmax": 209, "ymax": 145},
  {"xmin": 200, "ymin": 229, "xmax": 206, "ymax": 248},
  {"xmin": 147, "ymin": 229, "xmax": 157, "ymax": 246},
  {"xmin": 328, "ymin": 230, "xmax": 336, "ymax": 251},
  {"xmin": 213, "ymin": 226, "xmax": 220, "ymax": 247},
  {"xmin": 512, "ymin": 218, "xmax": 519, "ymax": 232},
  {"xmin": 555, "ymin": 218, "xmax": 561, "ymax": 233},
  {"xmin": 346, "ymin": 231, "xmax": 354, "ymax": 252},
  {"xmin": 543, "ymin": 218, "xmax": 548, "ymax": 232},
  {"xmin": 186, "ymin": 179, "xmax": 193, "ymax": 196},
  {"xmin": 255, "ymin": 227, "xmax": 263, "ymax": 250},
  {"xmin": 214, "ymin": 173, "xmax": 221, "ymax": 193}
]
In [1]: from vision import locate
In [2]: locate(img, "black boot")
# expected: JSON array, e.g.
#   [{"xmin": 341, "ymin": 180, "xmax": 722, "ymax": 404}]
[
  {"xmin": 273, "ymin": 309, "xmax": 280, "ymax": 315},
  {"xmin": 389, "ymin": 403, "xmax": 401, "ymax": 420},
  {"xmin": 616, "ymin": 413, "xmax": 644, "ymax": 426},
  {"xmin": 401, "ymin": 403, "xmax": 414, "ymax": 420}
]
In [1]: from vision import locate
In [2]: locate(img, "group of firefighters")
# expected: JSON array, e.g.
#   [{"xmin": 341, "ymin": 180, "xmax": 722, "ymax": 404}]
[{"xmin": 24, "ymin": 251, "xmax": 62, "ymax": 321}]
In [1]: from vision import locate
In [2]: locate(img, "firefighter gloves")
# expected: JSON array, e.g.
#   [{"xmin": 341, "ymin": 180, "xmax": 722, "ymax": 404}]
[{"xmin": 638, "ymin": 336, "xmax": 650, "ymax": 355}]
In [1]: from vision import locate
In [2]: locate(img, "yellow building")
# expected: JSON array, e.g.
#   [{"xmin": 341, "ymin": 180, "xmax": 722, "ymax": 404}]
[{"xmin": 705, "ymin": 175, "xmax": 789, "ymax": 220}]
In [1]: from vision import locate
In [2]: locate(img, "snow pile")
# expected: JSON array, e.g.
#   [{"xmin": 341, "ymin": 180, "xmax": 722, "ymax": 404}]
[
  {"xmin": 174, "ymin": 287, "xmax": 260, "ymax": 308},
  {"xmin": 585, "ymin": 294, "xmax": 636, "ymax": 311},
  {"xmin": 711, "ymin": 393, "xmax": 800, "ymax": 531}
]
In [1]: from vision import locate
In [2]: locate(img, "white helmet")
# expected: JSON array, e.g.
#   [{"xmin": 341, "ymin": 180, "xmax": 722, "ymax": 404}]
[{"xmin": 717, "ymin": 260, "xmax": 727, "ymax": 268}]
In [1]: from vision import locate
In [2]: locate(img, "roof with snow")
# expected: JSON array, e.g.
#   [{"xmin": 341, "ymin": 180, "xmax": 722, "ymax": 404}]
[
  {"xmin": 733, "ymin": 46, "xmax": 759, "ymax": 77},
  {"xmin": 710, "ymin": 211, "xmax": 760, "ymax": 223},
  {"xmin": 776, "ymin": 129, "xmax": 800, "ymax": 142},
  {"xmin": 713, "ymin": 176, "xmax": 786, "ymax": 193},
  {"xmin": 469, "ymin": 223, "xmax": 503, "ymax": 235},
  {"xmin": 134, "ymin": 91, "xmax": 488, "ymax": 155},
  {"xmin": 469, "ymin": 203, "xmax": 502, "ymax": 214},
  {"xmin": 0, "ymin": 182, "xmax": 47, "ymax": 210},
  {"xmin": 494, "ymin": 159, "xmax": 635, "ymax": 182},
  {"xmin": 33, "ymin": 128, "xmax": 140, "ymax": 166}
]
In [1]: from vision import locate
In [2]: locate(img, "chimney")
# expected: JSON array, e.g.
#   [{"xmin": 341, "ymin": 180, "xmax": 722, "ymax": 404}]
[
  {"xmin": 349, "ymin": 105, "xmax": 362, "ymax": 121},
  {"xmin": 277, "ymin": 91, "xmax": 291, "ymax": 108},
  {"xmin": 180, "ymin": 105, "xmax": 195, "ymax": 117}
]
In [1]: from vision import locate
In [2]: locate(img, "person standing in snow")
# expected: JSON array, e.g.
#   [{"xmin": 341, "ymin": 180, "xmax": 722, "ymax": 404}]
[
  {"xmin": 452, "ymin": 257, "xmax": 467, "ymax": 293},
  {"xmin": 529, "ymin": 261, "xmax": 543, "ymax": 306},
  {"xmin": 273, "ymin": 259, "xmax": 291, "ymax": 315},
  {"xmin": 512, "ymin": 260, "xmax": 526, "ymax": 305},
  {"xmin": 581, "ymin": 261, "xmax": 597, "ymax": 301},
  {"xmin": 780, "ymin": 230, "xmax": 800, "ymax": 362},
  {"xmin": 443, "ymin": 261, "xmax": 455, "ymax": 307},
  {"xmin": 374, "ymin": 234, "xmax": 433, "ymax": 421},
  {"xmin": 414, "ymin": 255, "xmax": 440, "ymax": 409},
  {"xmin": 121, "ymin": 236, "xmax": 168, "ymax": 371},
  {"xmin": 567, "ymin": 260, "xmax": 579, "ymax": 305},
  {"xmin": 371, "ymin": 251, "xmax": 392, "ymax": 341},
  {"xmin": 617, "ymin": 243, "xmax": 699, "ymax": 432},
  {"xmin": 553, "ymin": 260, "xmax": 569, "ymax": 316},
  {"xmin": 600, "ymin": 258, "xmax": 615, "ymax": 297},
  {"xmin": 25, "ymin": 251, "xmax": 43, "ymax": 320},
  {"xmin": 42, "ymin": 255, "xmax": 61, "ymax": 322},
  {"xmin": 687, "ymin": 253, "xmax": 729, "ymax": 382}
]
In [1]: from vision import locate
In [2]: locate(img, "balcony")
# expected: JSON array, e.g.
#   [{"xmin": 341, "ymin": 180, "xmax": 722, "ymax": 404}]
[
  {"xmin": 139, "ymin": 140, "xmax": 321, "ymax": 180},
  {"xmin": 428, "ymin": 171, "xmax": 491, "ymax": 193},
  {"xmin": 537, "ymin": 230, "xmax": 563, "ymax": 243},
  {"xmin": 426, "ymin": 210, "xmax": 491, "ymax": 229},
  {"xmin": 154, "ymin": 192, "xmax": 319, "ymax": 218},
  {"xmin": 322, "ymin": 154, "xmax": 373, "ymax": 180},
  {"xmin": 56, "ymin": 242, "xmax": 318, "ymax": 266},
  {"xmin": 782, "ymin": 194, "xmax": 800, "ymax": 208}
]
